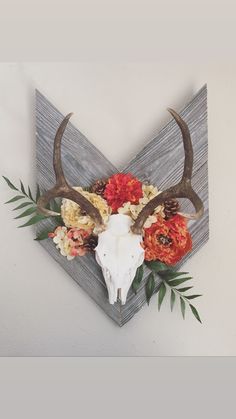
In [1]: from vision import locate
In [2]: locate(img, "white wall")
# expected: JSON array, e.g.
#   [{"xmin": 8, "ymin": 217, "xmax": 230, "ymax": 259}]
[{"xmin": 0, "ymin": 61, "xmax": 235, "ymax": 355}]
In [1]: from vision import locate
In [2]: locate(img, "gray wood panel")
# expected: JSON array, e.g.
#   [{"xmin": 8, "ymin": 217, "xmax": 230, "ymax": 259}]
[{"xmin": 36, "ymin": 85, "xmax": 208, "ymax": 326}]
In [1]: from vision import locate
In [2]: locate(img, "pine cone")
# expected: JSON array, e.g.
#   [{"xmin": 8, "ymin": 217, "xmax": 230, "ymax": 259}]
[
  {"xmin": 83, "ymin": 234, "xmax": 98, "ymax": 251},
  {"xmin": 90, "ymin": 179, "xmax": 107, "ymax": 196},
  {"xmin": 164, "ymin": 198, "xmax": 180, "ymax": 219}
]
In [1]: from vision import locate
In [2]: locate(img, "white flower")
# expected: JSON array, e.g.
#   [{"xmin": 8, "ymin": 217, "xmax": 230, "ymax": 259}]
[
  {"xmin": 144, "ymin": 215, "xmax": 158, "ymax": 229},
  {"xmin": 118, "ymin": 183, "xmax": 165, "ymax": 227},
  {"xmin": 52, "ymin": 226, "xmax": 75, "ymax": 260},
  {"xmin": 141, "ymin": 184, "xmax": 159, "ymax": 202}
]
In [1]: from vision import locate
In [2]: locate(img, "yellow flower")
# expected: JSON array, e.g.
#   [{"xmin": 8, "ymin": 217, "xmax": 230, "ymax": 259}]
[
  {"xmin": 118, "ymin": 184, "xmax": 165, "ymax": 227},
  {"xmin": 61, "ymin": 187, "xmax": 110, "ymax": 230}
]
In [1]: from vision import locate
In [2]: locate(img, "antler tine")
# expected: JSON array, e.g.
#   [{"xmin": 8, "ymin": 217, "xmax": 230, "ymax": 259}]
[
  {"xmin": 131, "ymin": 109, "xmax": 204, "ymax": 234},
  {"xmin": 167, "ymin": 108, "xmax": 193, "ymax": 180},
  {"xmin": 54, "ymin": 112, "xmax": 73, "ymax": 184},
  {"xmin": 37, "ymin": 114, "xmax": 104, "ymax": 229}
]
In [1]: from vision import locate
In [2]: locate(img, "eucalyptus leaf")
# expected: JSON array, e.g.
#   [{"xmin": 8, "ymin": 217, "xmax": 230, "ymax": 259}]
[
  {"xmin": 170, "ymin": 289, "xmax": 175, "ymax": 311},
  {"xmin": 34, "ymin": 230, "xmax": 51, "ymax": 241},
  {"xmin": 145, "ymin": 260, "xmax": 172, "ymax": 273},
  {"xmin": 177, "ymin": 286, "xmax": 193, "ymax": 293},
  {"xmin": 168, "ymin": 277, "xmax": 192, "ymax": 287},
  {"xmin": 180, "ymin": 297, "xmax": 186, "ymax": 319},
  {"xmin": 159, "ymin": 270, "xmax": 188, "ymax": 280},
  {"xmin": 2, "ymin": 176, "xmax": 18, "ymax": 191},
  {"xmin": 50, "ymin": 198, "xmax": 61, "ymax": 214},
  {"xmin": 28, "ymin": 186, "xmax": 34, "ymax": 201},
  {"xmin": 190, "ymin": 304, "xmax": 202, "ymax": 323},
  {"xmin": 14, "ymin": 207, "xmax": 37, "ymax": 219},
  {"xmin": 185, "ymin": 294, "xmax": 202, "ymax": 300},
  {"xmin": 132, "ymin": 265, "xmax": 144, "ymax": 294},
  {"xmin": 13, "ymin": 202, "xmax": 33, "ymax": 211},
  {"xmin": 54, "ymin": 215, "xmax": 64, "ymax": 226},
  {"xmin": 20, "ymin": 180, "xmax": 26, "ymax": 195},
  {"xmin": 145, "ymin": 273, "xmax": 155, "ymax": 305},
  {"xmin": 36, "ymin": 184, "xmax": 41, "ymax": 202},
  {"xmin": 18, "ymin": 214, "xmax": 46, "ymax": 228},
  {"xmin": 158, "ymin": 282, "xmax": 166, "ymax": 311},
  {"xmin": 5, "ymin": 195, "xmax": 25, "ymax": 204}
]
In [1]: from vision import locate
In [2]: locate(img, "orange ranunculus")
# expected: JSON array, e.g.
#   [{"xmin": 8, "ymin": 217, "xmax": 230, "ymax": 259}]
[
  {"xmin": 143, "ymin": 214, "xmax": 192, "ymax": 265},
  {"xmin": 104, "ymin": 173, "xmax": 143, "ymax": 213}
]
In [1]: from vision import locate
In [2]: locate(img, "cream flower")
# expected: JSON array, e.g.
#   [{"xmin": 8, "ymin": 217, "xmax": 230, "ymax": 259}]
[
  {"xmin": 52, "ymin": 226, "xmax": 75, "ymax": 260},
  {"xmin": 118, "ymin": 183, "xmax": 165, "ymax": 227},
  {"xmin": 61, "ymin": 187, "xmax": 110, "ymax": 230},
  {"xmin": 141, "ymin": 184, "xmax": 159, "ymax": 203},
  {"xmin": 144, "ymin": 215, "xmax": 159, "ymax": 229}
]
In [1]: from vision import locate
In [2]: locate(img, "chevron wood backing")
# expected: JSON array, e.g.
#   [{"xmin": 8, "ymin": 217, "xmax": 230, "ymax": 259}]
[{"xmin": 36, "ymin": 85, "xmax": 208, "ymax": 326}]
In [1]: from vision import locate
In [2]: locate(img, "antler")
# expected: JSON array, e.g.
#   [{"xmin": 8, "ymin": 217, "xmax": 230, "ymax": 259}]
[
  {"xmin": 131, "ymin": 108, "xmax": 204, "ymax": 234},
  {"xmin": 37, "ymin": 113, "xmax": 104, "ymax": 229}
]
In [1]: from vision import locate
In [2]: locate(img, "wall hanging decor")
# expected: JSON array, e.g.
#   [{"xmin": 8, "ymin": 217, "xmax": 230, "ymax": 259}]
[{"xmin": 3, "ymin": 84, "xmax": 208, "ymax": 326}]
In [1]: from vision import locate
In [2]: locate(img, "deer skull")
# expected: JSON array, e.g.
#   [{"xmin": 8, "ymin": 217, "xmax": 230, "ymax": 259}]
[{"xmin": 95, "ymin": 214, "xmax": 144, "ymax": 304}]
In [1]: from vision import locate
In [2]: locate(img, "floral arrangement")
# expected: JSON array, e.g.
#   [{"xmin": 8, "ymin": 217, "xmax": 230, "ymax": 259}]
[
  {"xmin": 3, "ymin": 172, "xmax": 202, "ymax": 323},
  {"xmin": 49, "ymin": 173, "xmax": 192, "ymax": 265}
]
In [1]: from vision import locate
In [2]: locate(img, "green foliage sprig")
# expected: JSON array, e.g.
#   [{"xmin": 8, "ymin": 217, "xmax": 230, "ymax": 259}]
[
  {"xmin": 132, "ymin": 260, "xmax": 202, "ymax": 323},
  {"xmin": 3, "ymin": 176, "xmax": 62, "ymax": 239},
  {"xmin": 3, "ymin": 176, "xmax": 47, "ymax": 227}
]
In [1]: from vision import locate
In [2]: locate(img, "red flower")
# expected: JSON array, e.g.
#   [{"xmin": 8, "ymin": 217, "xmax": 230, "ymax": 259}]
[
  {"xmin": 143, "ymin": 215, "xmax": 192, "ymax": 265},
  {"xmin": 104, "ymin": 173, "xmax": 143, "ymax": 213}
]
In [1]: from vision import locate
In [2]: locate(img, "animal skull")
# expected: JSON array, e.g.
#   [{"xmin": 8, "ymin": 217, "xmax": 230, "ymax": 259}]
[{"xmin": 95, "ymin": 214, "xmax": 144, "ymax": 304}]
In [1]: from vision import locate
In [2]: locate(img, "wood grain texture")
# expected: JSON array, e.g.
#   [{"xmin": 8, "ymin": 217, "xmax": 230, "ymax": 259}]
[{"xmin": 36, "ymin": 85, "xmax": 208, "ymax": 326}]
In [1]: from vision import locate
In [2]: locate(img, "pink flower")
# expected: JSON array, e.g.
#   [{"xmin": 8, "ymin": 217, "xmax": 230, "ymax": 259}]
[{"xmin": 48, "ymin": 226, "xmax": 93, "ymax": 259}]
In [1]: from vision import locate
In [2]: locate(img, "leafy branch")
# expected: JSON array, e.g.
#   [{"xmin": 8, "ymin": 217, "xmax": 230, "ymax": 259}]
[
  {"xmin": 132, "ymin": 260, "xmax": 202, "ymax": 323},
  {"xmin": 157, "ymin": 271, "xmax": 202, "ymax": 323},
  {"xmin": 2, "ymin": 176, "xmax": 62, "ymax": 237}
]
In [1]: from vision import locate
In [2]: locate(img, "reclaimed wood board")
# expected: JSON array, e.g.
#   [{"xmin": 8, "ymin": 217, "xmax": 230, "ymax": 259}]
[{"xmin": 36, "ymin": 85, "xmax": 208, "ymax": 326}]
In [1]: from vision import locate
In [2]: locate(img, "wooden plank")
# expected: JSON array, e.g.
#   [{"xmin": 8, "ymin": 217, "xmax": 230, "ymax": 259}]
[
  {"xmin": 35, "ymin": 90, "xmax": 122, "ymax": 325},
  {"xmin": 35, "ymin": 85, "xmax": 208, "ymax": 326},
  {"xmin": 121, "ymin": 84, "xmax": 208, "ymax": 325}
]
